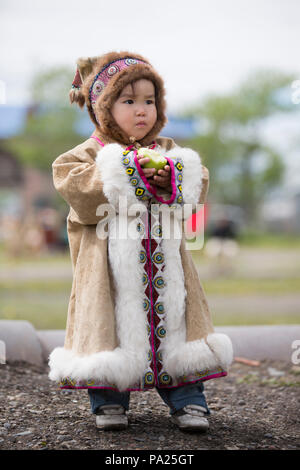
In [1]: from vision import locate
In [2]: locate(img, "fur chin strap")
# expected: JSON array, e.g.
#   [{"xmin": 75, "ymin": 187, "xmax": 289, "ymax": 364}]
[{"xmin": 129, "ymin": 136, "xmax": 142, "ymax": 149}]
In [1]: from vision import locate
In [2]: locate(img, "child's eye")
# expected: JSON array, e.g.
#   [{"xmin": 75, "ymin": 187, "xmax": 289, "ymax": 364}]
[
  {"xmin": 146, "ymin": 100, "xmax": 154, "ymax": 104},
  {"xmin": 124, "ymin": 99, "xmax": 134, "ymax": 104}
]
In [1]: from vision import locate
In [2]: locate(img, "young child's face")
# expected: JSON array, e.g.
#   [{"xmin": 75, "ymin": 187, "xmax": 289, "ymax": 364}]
[{"xmin": 111, "ymin": 79, "xmax": 157, "ymax": 141}]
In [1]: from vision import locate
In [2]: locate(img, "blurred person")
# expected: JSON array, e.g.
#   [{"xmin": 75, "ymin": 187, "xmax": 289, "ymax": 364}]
[
  {"xmin": 48, "ymin": 51, "xmax": 233, "ymax": 432},
  {"xmin": 204, "ymin": 217, "xmax": 239, "ymax": 278},
  {"xmin": 1, "ymin": 214, "xmax": 23, "ymax": 257},
  {"xmin": 20, "ymin": 213, "xmax": 47, "ymax": 256},
  {"xmin": 205, "ymin": 217, "xmax": 239, "ymax": 258},
  {"xmin": 37, "ymin": 207, "xmax": 60, "ymax": 250}
]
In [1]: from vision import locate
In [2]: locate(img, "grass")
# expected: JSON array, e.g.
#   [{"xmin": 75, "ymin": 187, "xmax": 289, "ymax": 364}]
[
  {"xmin": 202, "ymin": 278, "xmax": 300, "ymax": 295},
  {"xmin": 2, "ymin": 277, "xmax": 300, "ymax": 296},
  {"xmin": 0, "ymin": 298, "xmax": 68, "ymax": 330},
  {"xmin": 0, "ymin": 276, "xmax": 299, "ymax": 329},
  {"xmin": 0, "ymin": 249, "xmax": 70, "ymax": 266},
  {"xmin": 211, "ymin": 311, "xmax": 300, "ymax": 327},
  {"xmin": 0, "ymin": 279, "xmax": 71, "ymax": 293},
  {"xmin": 0, "ymin": 238, "xmax": 299, "ymax": 330},
  {"xmin": 0, "ymin": 278, "xmax": 70, "ymax": 329},
  {"xmin": 237, "ymin": 232, "xmax": 300, "ymax": 248},
  {"xmin": 236, "ymin": 374, "xmax": 300, "ymax": 387}
]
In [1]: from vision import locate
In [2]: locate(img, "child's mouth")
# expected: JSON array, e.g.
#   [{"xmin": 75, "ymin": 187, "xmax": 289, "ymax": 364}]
[{"xmin": 136, "ymin": 122, "xmax": 146, "ymax": 127}]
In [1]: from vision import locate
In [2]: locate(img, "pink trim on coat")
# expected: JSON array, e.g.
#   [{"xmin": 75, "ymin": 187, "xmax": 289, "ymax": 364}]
[
  {"xmin": 59, "ymin": 371, "xmax": 228, "ymax": 391},
  {"xmin": 144, "ymin": 202, "xmax": 159, "ymax": 386},
  {"xmin": 90, "ymin": 135, "xmax": 105, "ymax": 147},
  {"xmin": 133, "ymin": 150, "xmax": 177, "ymax": 204},
  {"xmin": 90, "ymin": 135, "xmax": 157, "ymax": 152}
]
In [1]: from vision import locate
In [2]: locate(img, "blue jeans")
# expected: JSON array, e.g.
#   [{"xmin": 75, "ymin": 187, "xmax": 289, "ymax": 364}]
[{"xmin": 88, "ymin": 382, "xmax": 210, "ymax": 416}]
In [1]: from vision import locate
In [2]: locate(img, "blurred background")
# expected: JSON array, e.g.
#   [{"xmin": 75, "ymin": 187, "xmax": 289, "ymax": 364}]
[{"xmin": 0, "ymin": 0, "xmax": 299, "ymax": 330}]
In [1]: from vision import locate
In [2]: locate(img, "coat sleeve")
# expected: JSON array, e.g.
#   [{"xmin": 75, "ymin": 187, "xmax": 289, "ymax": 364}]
[
  {"xmin": 199, "ymin": 165, "xmax": 209, "ymax": 205},
  {"xmin": 164, "ymin": 145, "xmax": 209, "ymax": 217},
  {"xmin": 52, "ymin": 150, "xmax": 111, "ymax": 226},
  {"xmin": 157, "ymin": 138, "xmax": 209, "ymax": 206}
]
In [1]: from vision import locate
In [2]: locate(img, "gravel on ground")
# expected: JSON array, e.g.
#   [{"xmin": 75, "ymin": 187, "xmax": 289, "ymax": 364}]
[{"xmin": 0, "ymin": 359, "xmax": 299, "ymax": 451}]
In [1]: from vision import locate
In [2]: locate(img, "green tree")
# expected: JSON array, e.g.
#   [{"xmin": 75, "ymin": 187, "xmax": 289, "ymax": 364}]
[
  {"xmin": 4, "ymin": 66, "xmax": 85, "ymax": 171},
  {"xmin": 182, "ymin": 69, "xmax": 297, "ymax": 223}
]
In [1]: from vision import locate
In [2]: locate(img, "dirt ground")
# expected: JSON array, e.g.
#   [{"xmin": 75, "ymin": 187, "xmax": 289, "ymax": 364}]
[{"xmin": 0, "ymin": 359, "xmax": 299, "ymax": 451}]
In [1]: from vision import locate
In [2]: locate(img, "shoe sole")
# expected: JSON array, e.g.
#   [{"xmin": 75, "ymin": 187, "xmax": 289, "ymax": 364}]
[
  {"xmin": 96, "ymin": 415, "xmax": 128, "ymax": 431},
  {"xmin": 170, "ymin": 416, "xmax": 209, "ymax": 433}
]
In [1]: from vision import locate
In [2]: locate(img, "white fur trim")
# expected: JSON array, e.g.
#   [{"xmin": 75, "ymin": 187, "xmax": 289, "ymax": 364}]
[
  {"xmin": 165, "ymin": 146, "xmax": 203, "ymax": 206},
  {"xmin": 159, "ymin": 227, "xmax": 233, "ymax": 375},
  {"xmin": 206, "ymin": 333, "xmax": 234, "ymax": 368},
  {"xmin": 48, "ymin": 347, "xmax": 147, "ymax": 392},
  {"xmin": 107, "ymin": 215, "xmax": 149, "ymax": 358},
  {"xmin": 95, "ymin": 143, "xmax": 138, "ymax": 210},
  {"xmin": 161, "ymin": 236, "xmax": 186, "ymax": 337},
  {"xmin": 163, "ymin": 333, "xmax": 234, "ymax": 377}
]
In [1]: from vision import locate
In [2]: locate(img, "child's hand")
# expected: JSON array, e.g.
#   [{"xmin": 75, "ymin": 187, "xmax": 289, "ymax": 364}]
[
  {"xmin": 148, "ymin": 165, "xmax": 172, "ymax": 191},
  {"xmin": 136, "ymin": 154, "xmax": 172, "ymax": 192},
  {"xmin": 136, "ymin": 154, "xmax": 157, "ymax": 180}
]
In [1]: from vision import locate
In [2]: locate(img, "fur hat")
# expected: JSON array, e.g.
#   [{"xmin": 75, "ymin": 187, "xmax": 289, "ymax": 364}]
[{"xmin": 69, "ymin": 51, "xmax": 167, "ymax": 146}]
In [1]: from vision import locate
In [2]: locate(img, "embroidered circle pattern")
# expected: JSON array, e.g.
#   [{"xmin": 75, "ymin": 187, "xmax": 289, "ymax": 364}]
[
  {"xmin": 92, "ymin": 80, "xmax": 105, "ymax": 96},
  {"xmin": 139, "ymin": 204, "xmax": 173, "ymax": 388},
  {"xmin": 107, "ymin": 65, "xmax": 119, "ymax": 76},
  {"xmin": 89, "ymin": 58, "xmax": 146, "ymax": 111},
  {"xmin": 125, "ymin": 58, "xmax": 138, "ymax": 66}
]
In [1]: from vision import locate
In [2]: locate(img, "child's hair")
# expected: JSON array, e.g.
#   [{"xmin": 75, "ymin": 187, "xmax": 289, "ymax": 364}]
[
  {"xmin": 69, "ymin": 51, "xmax": 168, "ymax": 146},
  {"xmin": 114, "ymin": 80, "xmax": 143, "ymax": 101}
]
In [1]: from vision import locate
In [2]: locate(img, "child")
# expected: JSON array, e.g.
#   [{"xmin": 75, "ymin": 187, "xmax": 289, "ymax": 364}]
[{"xmin": 48, "ymin": 51, "xmax": 233, "ymax": 432}]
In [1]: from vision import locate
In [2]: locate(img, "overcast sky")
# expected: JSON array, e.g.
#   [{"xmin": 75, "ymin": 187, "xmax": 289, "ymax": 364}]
[{"xmin": 1, "ymin": 0, "xmax": 300, "ymax": 113}]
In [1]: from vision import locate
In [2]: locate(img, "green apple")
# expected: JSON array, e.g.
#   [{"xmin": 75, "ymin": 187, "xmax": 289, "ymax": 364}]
[{"xmin": 137, "ymin": 148, "xmax": 167, "ymax": 174}]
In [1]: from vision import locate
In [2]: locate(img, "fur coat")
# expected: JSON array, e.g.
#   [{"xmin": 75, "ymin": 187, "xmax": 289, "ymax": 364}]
[{"xmin": 48, "ymin": 129, "xmax": 233, "ymax": 392}]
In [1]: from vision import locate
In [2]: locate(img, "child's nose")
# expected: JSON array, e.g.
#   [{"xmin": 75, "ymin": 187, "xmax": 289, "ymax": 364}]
[{"xmin": 136, "ymin": 105, "xmax": 146, "ymax": 115}]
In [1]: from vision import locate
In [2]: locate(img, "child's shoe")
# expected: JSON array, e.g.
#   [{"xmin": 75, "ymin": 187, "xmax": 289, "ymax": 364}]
[
  {"xmin": 170, "ymin": 404, "xmax": 209, "ymax": 432},
  {"xmin": 95, "ymin": 404, "xmax": 128, "ymax": 430}
]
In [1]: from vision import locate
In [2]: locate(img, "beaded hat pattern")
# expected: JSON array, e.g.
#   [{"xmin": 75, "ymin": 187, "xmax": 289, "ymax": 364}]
[
  {"xmin": 89, "ymin": 58, "xmax": 147, "ymax": 117},
  {"xmin": 71, "ymin": 57, "xmax": 147, "ymax": 124}
]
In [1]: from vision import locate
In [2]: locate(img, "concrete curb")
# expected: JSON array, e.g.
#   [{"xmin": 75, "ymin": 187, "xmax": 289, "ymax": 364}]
[
  {"xmin": 0, "ymin": 320, "xmax": 44, "ymax": 366},
  {"xmin": 0, "ymin": 320, "xmax": 299, "ymax": 366},
  {"xmin": 215, "ymin": 325, "xmax": 300, "ymax": 362},
  {"xmin": 37, "ymin": 330, "xmax": 65, "ymax": 363}
]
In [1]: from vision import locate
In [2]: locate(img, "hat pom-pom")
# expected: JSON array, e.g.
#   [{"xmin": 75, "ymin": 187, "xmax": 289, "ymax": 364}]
[
  {"xmin": 69, "ymin": 86, "xmax": 85, "ymax": 108},
  {"xmin": 69, "ymin": 68, "xmax": 85, "ymax": 107}
]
